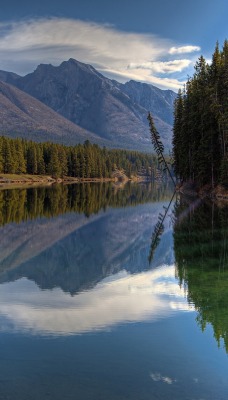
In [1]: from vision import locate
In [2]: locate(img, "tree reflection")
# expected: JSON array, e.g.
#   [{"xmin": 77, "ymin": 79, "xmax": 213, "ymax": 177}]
[
  {"xmin": 148, "ymin": 191, "xmax": 176, "ymax": 264},
  {"xmin": 173, "ymin": 196, "xmax": 228, "ymax": 352},
  {"xmin": 0, "ymin": 182, "xmax": 173, "ymax": 226}
]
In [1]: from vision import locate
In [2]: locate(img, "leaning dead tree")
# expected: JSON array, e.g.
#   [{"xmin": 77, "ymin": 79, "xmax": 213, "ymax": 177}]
[{"xmin": 147, "ymin": 112, "xmax": 176, "ymax": 187}]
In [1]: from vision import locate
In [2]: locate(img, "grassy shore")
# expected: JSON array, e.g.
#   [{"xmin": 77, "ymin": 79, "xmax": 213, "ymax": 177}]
[{"xmin": 0, "ymin": 172, "xmax": 138, "ymax": 189}]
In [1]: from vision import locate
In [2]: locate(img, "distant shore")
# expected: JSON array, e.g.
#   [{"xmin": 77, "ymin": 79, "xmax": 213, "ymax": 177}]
[
  {"xmin": 0, "ymin": 173, "xmax": 148, "ymax": 189},
  {"xmin": 0, "ymin": 174, "xmax": 114, "ymax": 189}
]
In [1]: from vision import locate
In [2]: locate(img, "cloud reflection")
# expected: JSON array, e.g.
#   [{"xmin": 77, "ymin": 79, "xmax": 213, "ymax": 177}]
[
  {"xmin": 150, "ymin": 372, "xmax": 177, "ymax": 384},
  {"xmin": 0, "ymin": 265, "xmax": 193, "ymax": 336}
]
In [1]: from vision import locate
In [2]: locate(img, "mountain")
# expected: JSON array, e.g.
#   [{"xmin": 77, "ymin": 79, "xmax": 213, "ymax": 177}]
[
  {"xmin": 118, "ymin": 80, "xmax": 176, "ymax": 126},
  {"xmin": 0, "ymin": 59, "xmax": 176, "ymax": 151},
  {"xmin": 0, "ymin": 70, "xmax": 20, "ymax": 83},
  {"xmin": 0, "ymin": 80, "xmax": 110, "ymax": 146}
]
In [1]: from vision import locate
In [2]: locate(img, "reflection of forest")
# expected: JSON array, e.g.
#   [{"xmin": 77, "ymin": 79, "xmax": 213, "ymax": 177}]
[
  {"xmin": 0, "ymin": 183, "xmax": 174, "ymax": 295},
  {"xmin": 173, "ymin": 197, "xmax": 228, "ymax": 352},
  {"xmin": 0, "ymin": 182, "xmax": 173, "ymax": 226}
]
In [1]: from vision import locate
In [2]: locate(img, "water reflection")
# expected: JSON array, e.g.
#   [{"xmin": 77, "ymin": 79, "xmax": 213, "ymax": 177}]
[
  {"xmin": 0, "ymin": 183, "xmax": 183, "ymax": 336},
  {"xmin": 1, "ymin": 184, "xmax": 228, "ymax": 346},
  {"xmin": 0, "ymin": 182, "xmax": 172, "ymax": 225},
  {"xmin": 0, "ymin": 184, "xmax": 174, "ymax": 294},
  {"xmin": 0, "ymin": 265, "xmax": 192, "ymax": 336},
  {"xmin": 173, "ymin": 196, "xmax": 228, "ymax": 351},
  {"xmin": 0, "ymin": 185, "xmax": 228, "ymax": 400}
]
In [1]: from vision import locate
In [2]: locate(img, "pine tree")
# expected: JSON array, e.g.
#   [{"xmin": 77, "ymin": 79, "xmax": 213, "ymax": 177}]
[
  {"xmin": 37, "ymin": 145, "xmax": 45, "ymax": 175},
  {"xmin": 27, "ymin": 143, "xmax": 38, "ymax": 174},
  {"xmin": 173, "ymin": 41, "xmax": 228, "ymax": 187},
  {"xmin": 0, "ymin": 137, "xmax": 3, "ymax": 173},
  {"xmin": 48, "ymin": 146, "xmax": 61, "ymax": 177},
  {"xmin": 172, "ymin": 89, "xmax": 184, "ymax": 179},
  {"xmin": 58, "ymin": 146, "xmax": 68, "ymax": 177},
  {"xmin": 2, "ymin": 137, "xmax": 16, "ymax": 173},
  {"xmin": 15, "ymin": 139, "xmax": 26, "ymax": 174}
]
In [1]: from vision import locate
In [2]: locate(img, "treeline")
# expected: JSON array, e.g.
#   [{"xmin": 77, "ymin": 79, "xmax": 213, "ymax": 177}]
[
  {"xmin": 0, "ymin": 136, "xmax": 157, "ymax": 179},
  {"xmin": 173, "ymin": 40, "xmax": 228, "ymax": 187}
]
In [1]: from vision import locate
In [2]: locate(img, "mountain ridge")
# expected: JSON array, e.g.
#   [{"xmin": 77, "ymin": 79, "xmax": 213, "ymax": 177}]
[
  {"xmin": 0, "ymin": 80, "xmax": 110, "ymax": 146},
  {"xmin": 0, "ymin": 58, "xmax": 176, "ymax": 151}
]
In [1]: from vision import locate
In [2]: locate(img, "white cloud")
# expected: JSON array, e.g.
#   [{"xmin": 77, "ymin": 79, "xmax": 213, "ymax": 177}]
[
  {"xmin": 0, "ymin": 18, "xmax": 199, "ymax": 90},
  {"xmin": 0, "ymin": 18, "xmax": 168, "ymax": 70},
  {"xmin": 99, "ymin": 67, "xmax": 186, "ymax": 90},
  {"xmin": 128, "ymin": 59, "xmax": 192, "ymax": 74},
  {"xmin": 169, "ymin": 45, "xmax": 201, "ymax": 55}
]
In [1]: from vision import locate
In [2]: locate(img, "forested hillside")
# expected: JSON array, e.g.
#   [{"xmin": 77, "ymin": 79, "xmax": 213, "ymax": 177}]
[
  {"xmin": 0, "ymin": 136, "xmax": 157, "ymax": 179},
  {"xmin": 173, "ymin": 40, "xmax": 228, "ymax": 187}
]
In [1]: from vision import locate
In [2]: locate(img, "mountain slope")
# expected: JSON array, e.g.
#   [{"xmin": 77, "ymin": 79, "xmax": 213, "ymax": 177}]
[
  {"xmin": 0, "ymin": 80, "xmax": 110, "ymax": 146},
  {"xmin": 119, "ymin": 80, "xmax": 176, "ymax": 126},
  {"xmin": 0, "ymin": 59, "xmax": 176, "ymax": 151},
  {"xmin": 0, "ymin": 70, "xmax": 21, "ymax": 83}
]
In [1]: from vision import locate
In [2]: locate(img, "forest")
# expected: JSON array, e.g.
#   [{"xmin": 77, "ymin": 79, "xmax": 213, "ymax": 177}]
[
  {"xmin": 173, "ymin": 40, "xmax": 228, "ymax": 188},
  {"xmin": 0, "ymin": 136, "xmax": 157, "ymax": 179}
]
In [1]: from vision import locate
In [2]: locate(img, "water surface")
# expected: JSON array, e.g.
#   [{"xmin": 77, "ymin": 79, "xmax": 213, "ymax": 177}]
[{"xmin": 0, "ymin": 183, "xmax": 227, "ymax": 400}]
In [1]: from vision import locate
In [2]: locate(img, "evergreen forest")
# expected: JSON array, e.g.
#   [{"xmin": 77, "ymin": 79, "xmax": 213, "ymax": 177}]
[
  {"xmin": 173, "ymin": 40, "xmax": 228, "ymax": 187},
  {"xmin": 0, "ymin": 136, "xmax": 157, "ymax": 179}
]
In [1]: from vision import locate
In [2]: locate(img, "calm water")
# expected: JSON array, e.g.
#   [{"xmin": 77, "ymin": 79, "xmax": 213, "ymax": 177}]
[{"xmin": 0, "ymin": 183, "xmax": 227, "ymax": 400}]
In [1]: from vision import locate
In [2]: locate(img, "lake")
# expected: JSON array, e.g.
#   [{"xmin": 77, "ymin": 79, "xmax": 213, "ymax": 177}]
[{"xmin": 0, "ymin": 183, "xmax": 227, "ymax": 400}]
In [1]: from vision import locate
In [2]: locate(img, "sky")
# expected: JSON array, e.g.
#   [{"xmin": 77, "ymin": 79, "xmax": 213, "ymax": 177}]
[{"xmin": 0, "ymin": 0, "xmax": 227, "ymax": 91}]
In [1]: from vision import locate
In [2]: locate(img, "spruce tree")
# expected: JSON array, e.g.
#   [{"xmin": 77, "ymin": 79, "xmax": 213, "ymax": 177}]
[{"xmin": 173, "ymin": 41, "xmax": 228, "ymax": 187}]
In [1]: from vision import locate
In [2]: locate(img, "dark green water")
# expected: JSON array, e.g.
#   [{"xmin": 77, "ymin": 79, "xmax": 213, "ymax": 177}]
[{"xmin": 0, "ymin": 183, "xmax": 227, "ymax": 400}]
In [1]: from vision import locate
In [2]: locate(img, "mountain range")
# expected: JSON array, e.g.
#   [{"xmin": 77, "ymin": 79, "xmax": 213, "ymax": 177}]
[{"xmin": 0, "ymin": 59, "xmax": 176, "ymax": 151}]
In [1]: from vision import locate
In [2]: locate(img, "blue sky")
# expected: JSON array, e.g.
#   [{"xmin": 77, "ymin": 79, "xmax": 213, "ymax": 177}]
[{"xmin": 0, "ymin": 0, "xmax": 227, "ymax": 90}]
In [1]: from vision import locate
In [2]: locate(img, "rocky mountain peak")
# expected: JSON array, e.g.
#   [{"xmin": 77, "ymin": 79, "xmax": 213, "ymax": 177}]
[{"xmin": 0, "ymin": 59, "xmax": 176, "ymax": 152}]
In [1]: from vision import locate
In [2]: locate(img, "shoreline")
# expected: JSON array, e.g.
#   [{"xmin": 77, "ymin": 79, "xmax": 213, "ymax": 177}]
[
  {"xmin": 178, "ymin": 182, "xmax": 228, "ymax": 202},
  {"xmin": 0, "ymin": 173, "xmax": 149, "ymax": 190}
]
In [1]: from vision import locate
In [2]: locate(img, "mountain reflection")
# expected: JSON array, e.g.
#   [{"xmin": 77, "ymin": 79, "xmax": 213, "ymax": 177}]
[
  {"xmin": 0, "ymin": 266, "xmax": 192, "ymax": 336},
  {"xmin": 0, "ymin": 183, "xmax": 174, "ymax": 294},
  {"xmin": 0, "ymin": 182, "xmax": 189, "ymax": 336},
  {"xmin": 173, "ymin": 196, "xmax": 228, "ymax": 351}
]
